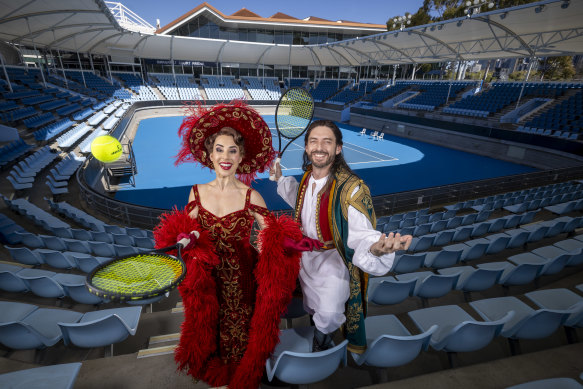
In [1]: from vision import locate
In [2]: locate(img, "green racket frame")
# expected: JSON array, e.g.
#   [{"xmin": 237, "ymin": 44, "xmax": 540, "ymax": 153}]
[{"xmin": 86, "ymin": 243, "xmax": 186, "ymax": 302}]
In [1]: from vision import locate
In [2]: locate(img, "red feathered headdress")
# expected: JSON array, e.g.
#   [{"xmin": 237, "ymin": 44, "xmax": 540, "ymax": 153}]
[{"xmin": 176, "ymin": 100, "xmax": 276, "ymax": 185}]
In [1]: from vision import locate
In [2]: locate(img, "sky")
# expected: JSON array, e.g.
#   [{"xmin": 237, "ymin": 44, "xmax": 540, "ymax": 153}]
[{"xmin": 117, "ymin": 0, "xmax": 425, "ymax": 29}]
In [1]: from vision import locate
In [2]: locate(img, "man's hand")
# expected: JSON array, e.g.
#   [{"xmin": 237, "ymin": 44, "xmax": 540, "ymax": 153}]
[
  {"xmin": 269, "ymin": 159, "xmax": 282, "ymax": 182},
  {"xmin": 369, "ymin": 232, "xmax": 412, "ymax": 256}
]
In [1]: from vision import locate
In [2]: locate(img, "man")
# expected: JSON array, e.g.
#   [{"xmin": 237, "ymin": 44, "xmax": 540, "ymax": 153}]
[{"xmin": 271, "ymin": 119, "xmax": 413, "ymax": 354}]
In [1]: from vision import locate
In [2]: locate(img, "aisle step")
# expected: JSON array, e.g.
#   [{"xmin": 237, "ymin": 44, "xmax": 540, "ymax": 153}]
[
  {"xmin": 149, "ymin": 333, "xmax": 180, "ymax": 346},
  {"xmin": 137, "ymin": 344, "xmax": 177, "ymax": 359}
]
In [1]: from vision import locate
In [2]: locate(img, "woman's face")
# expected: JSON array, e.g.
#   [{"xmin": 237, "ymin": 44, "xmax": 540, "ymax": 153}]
[{"xmin": 209, "ymin": 133, "xmax": 243, "ymax": 177}]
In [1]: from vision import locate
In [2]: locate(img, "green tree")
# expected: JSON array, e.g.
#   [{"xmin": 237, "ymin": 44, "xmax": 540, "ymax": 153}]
[{"xmin": 537, "ymin": 56, "xmax": 575, "ymax": 81}]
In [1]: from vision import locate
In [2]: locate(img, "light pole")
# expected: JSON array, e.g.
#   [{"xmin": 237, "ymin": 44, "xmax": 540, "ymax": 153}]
[
  {"xmin": 390, "ymin": 14, "xmax": 412, "ymax": 31},
  {"xmin": 464, "ymin": 0, "xmax": 494, "ymax": 18}
]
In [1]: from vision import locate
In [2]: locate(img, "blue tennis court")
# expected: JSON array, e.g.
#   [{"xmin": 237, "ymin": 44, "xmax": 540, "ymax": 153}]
[{"xmin": 114, "ymin": 115, "xmax": 536, "ymax": 210}]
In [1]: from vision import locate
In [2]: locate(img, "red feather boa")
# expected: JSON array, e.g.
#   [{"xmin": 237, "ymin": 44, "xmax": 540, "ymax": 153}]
[{"xmin": 154, "ymin": 208, "xmax": 302, "ymax": 389}]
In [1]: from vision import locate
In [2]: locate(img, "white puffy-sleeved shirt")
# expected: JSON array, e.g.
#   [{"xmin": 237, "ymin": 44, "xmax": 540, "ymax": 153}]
[{"xmin": 277, "ymin": 174, "xmax": 395, "ymax": 333}]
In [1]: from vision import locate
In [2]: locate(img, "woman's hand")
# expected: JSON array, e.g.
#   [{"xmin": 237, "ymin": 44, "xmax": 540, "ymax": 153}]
[
  {"xmin": 177, "ymin": 230, "xmax": 200, "ymax": 250},
  {"xmin": 283, "ymin": 236, "xmax": 324, "ymax": 253}
]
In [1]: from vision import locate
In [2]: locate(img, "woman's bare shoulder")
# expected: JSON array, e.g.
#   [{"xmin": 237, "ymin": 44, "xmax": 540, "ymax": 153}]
[{"xmin": 249, "ymin": 188, "xmax": 267, "ymax": 208}]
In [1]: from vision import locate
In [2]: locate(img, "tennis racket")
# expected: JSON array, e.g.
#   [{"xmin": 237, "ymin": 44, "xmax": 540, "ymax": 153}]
[
  {"xmin": 269, "ymin": 87, "xmax": 314, "ymax": 181},
  {"xmin": 86, "ymin": 243, "xmax": 186, "ymax": 302}
]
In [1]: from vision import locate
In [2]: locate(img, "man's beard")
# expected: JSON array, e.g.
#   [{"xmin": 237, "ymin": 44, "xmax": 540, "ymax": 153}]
[{"xmin": 309, "ymin": 151, "xmax": 335, "ymax": 169}]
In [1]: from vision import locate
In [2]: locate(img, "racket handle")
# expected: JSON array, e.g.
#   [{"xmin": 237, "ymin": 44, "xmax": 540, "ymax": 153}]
[{"xmin": 269, "ymin": 157, "xmax": 281, "ymax": 181}]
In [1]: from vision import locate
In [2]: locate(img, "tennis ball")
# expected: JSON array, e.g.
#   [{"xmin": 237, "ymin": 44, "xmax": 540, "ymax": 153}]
[{"xmin": 91, "ymin": 135, "xmax": 123, "ymax": 163}]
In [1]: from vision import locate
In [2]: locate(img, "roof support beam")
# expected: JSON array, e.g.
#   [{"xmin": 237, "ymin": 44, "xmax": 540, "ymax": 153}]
[
  {"xmin": 0, "ymin": 10, "xmax": 107, "ymax": 26},
  {"xmin": 475, "ymin": 16, "xmax": 535, "ymax": 57}
]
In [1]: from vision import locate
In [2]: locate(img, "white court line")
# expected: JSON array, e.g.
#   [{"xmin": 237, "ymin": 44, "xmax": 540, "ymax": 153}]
[
  {"xmin": 343, "ymin": 141, "xmax": 398, "ymax": 161},
  {"xmin": 348, "ymin": 159, "xmax": 398, "ymax": 165}
]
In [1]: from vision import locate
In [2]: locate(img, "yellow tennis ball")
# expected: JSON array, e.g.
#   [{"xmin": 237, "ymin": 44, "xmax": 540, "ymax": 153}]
[{"xmin": 91, "ymin": 135, "xmax": 122, "ymax": 163}]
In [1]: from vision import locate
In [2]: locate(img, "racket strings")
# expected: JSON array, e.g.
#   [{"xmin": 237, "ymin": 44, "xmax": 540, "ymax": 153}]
[
  {"xmin": 277, "ymin": 88, "xmax": 314, "ymax": 139},
  {"xmin": 90, "ymin": 254, "xmax": 183, "ymax": 297}
]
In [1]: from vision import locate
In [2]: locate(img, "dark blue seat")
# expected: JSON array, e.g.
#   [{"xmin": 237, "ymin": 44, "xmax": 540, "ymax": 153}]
[
  {"xmin": 396, "ymin": 271, "xmax": 460, "ymax": 303},
  {"xmin": 424, "ymin": 247, "xmax": 462, "ymax": 269},
  {"xmin": 451, "ymin": 226, "xmax": 473, "ymax": 242},
  {"xmin": 438, "ymin": 266, "xmax": 503, "ymax": 294},
  {"xmin": 367, "ymin": 276, "xmax": 416, "ymax": 306},
  {"xmin": 0, "ymin": 301, "xmax": 38, "ymax": 323},
  {"xmin": 460, "ymin": 238, "xmax": 489, "ymax": 262},
  {"xmin": 6, "ymin": 246, "xmax": 43, "ymax": 266},
  {"xmin": 0, "ymin": 263, "xmax": 29, "ymax": 293},
  {"xmin": 508, "ymin": 250, "xmax": 569, "ymax": 277},
  {"xmin": 470, "ymin": 296, "xmax": 570, "ymax": 354},
  {"xmin": 484, "ymin": 233, "xmax": 511, "ymax": 255},
  {"xmin": 265, "ymin": 326, "xmax": 348, "ymax": 385},
  {"xmin": 389, "ymin": 252, "xmax": 426, "ymax": 274},
  {"xmin": 35, "ymin": 249, "xmax": 77, "ymax": 270},
  {"xmin": 54, "ymin": 273, "xmax": 104, "ymax": 305},
  {"xmin": 59, "ymin": 306, "xmax": 143, "ymax": 349},
  {"xmin": 477, "ymin": 262, "xmax": 543, "ymax": 287},
  {"xmin": 0, "ymin": 362, "xmax": 82, "ymax": 389},
  {"xmin": 408, "ymin": 304, "xmax": 513, "ymax": 354},
  {"xmin": 17, "ymin": 268, "xmax": 65, "ymax": 298},
  {"xmin": 553, "ymin": 239, "xmax": 583, "ymax": 266},
  {"xmin": 525, "ymin": 288, "xmax": 583, "ymax": 329},
  {"xmin": 351, "ymin": 314, "xmax": 436, "ymax": 369},
  {"xmin": 0, "ymin": 308, "xmax": 83, "ymax": 349}
]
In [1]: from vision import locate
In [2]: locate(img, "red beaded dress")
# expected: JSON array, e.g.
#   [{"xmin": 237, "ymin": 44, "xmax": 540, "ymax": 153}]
[
  {"xmin": 186, "ymin": 184, "xmax": 270, "ymax": 364},
  {"xmin": 154, "ymin": 185, "xmax": 302, "ymax": 389}
]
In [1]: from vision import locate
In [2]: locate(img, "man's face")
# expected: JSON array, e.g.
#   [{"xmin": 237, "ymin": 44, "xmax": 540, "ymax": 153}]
[{"xmin": 305, "ymin": 125, "xmax": 342, "ymax": 169}]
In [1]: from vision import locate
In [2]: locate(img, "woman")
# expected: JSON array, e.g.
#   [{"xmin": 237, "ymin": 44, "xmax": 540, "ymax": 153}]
[{"xmin": 153, "ymin": 101, "xmax": 319, "ymax": 389}]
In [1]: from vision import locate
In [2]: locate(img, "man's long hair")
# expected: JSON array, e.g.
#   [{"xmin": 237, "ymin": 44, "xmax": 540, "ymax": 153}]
[{"xmin": 302, "ymin": 120, "xmax": 355, "ymax": 180}]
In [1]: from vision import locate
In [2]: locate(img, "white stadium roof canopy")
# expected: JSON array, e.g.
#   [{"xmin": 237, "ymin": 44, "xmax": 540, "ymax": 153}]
[{"xmin": 1, "ymin": 0, "xmax": 582, "ymax": 67}]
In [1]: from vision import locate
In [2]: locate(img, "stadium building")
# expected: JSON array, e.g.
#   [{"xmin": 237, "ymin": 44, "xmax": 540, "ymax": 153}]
[
  {"xmin": 1, "ymin": 0, "xmax": 583, "ymax": 388},
  {"xmin": 150, "ymin": 2, "xmax": 386, "ymax": 79}
]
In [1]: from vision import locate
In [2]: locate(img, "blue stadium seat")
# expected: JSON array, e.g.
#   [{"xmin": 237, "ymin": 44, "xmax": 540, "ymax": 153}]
[
  {"xmin": 0, "ymin": 301, "xmax": 38, "ymax": 323},
  {"xmin": 0, "ymin": 263, "xmax": 29, "ymax": 293},
  {"xmin": 351, "ymin": 314, "xmax": 436, "ymax": 369},
  {"xmin": 477, "ymin": 262, "xmax": 543, "ymax": 287},
  {"xmin": 553, "ymin": 239, "xmax": 583, "ymax": 266},
  {"xmin": 389, "ymin": 252, "xmax": 426, "ymax": 274},
  {"xmin": 59, "ymin": 306, "xmax": 142, "ymax": 349},
  {"xmin": 0, "ymin": 362, "xmax": 82, "ymax": 389},
  {"xmin": 6, "ymin": 246, "xmax": 44, "ymax": 266},
  {"xmin": 424, "ymin": 248, "xmax": 462, "ymax": 269},
  {"xmin": 367, "ymin": 276, "xmax": 416, "ymax": 306},
  {"xmin": 265, "ymin": 326, "xmax": 348, "ymax": 385},
  {"xmin": 525, "ymin": 289, "xmax": 583, "ymax": 336},
  {"xmin": 438, "ymin": 266, "xmax": 503, "ymax": 296},
  {"xmin": 408, "ymin": 304, "xmax": 513, "ymax": 360},
  {"xmin": 396, "ymin": 271, "xmax": 460, "ymax": 304},
  {"xmin": 16, "ymin": 268, "xmax": 66, "ymax": 298},
  {"xmin": 0, "ymin": 307, "xmax": 83, "ymax": 349},
  {"xmin": 35, "ymin": 249, "xmax": 77, "ymax": 270},
  {"xmin": 470, "ymin": 296, "xmax": 570, "ymax": 355},
  {"xmin": 508, "ymin": 251, "xmax": 568, "ymax": 277}
]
